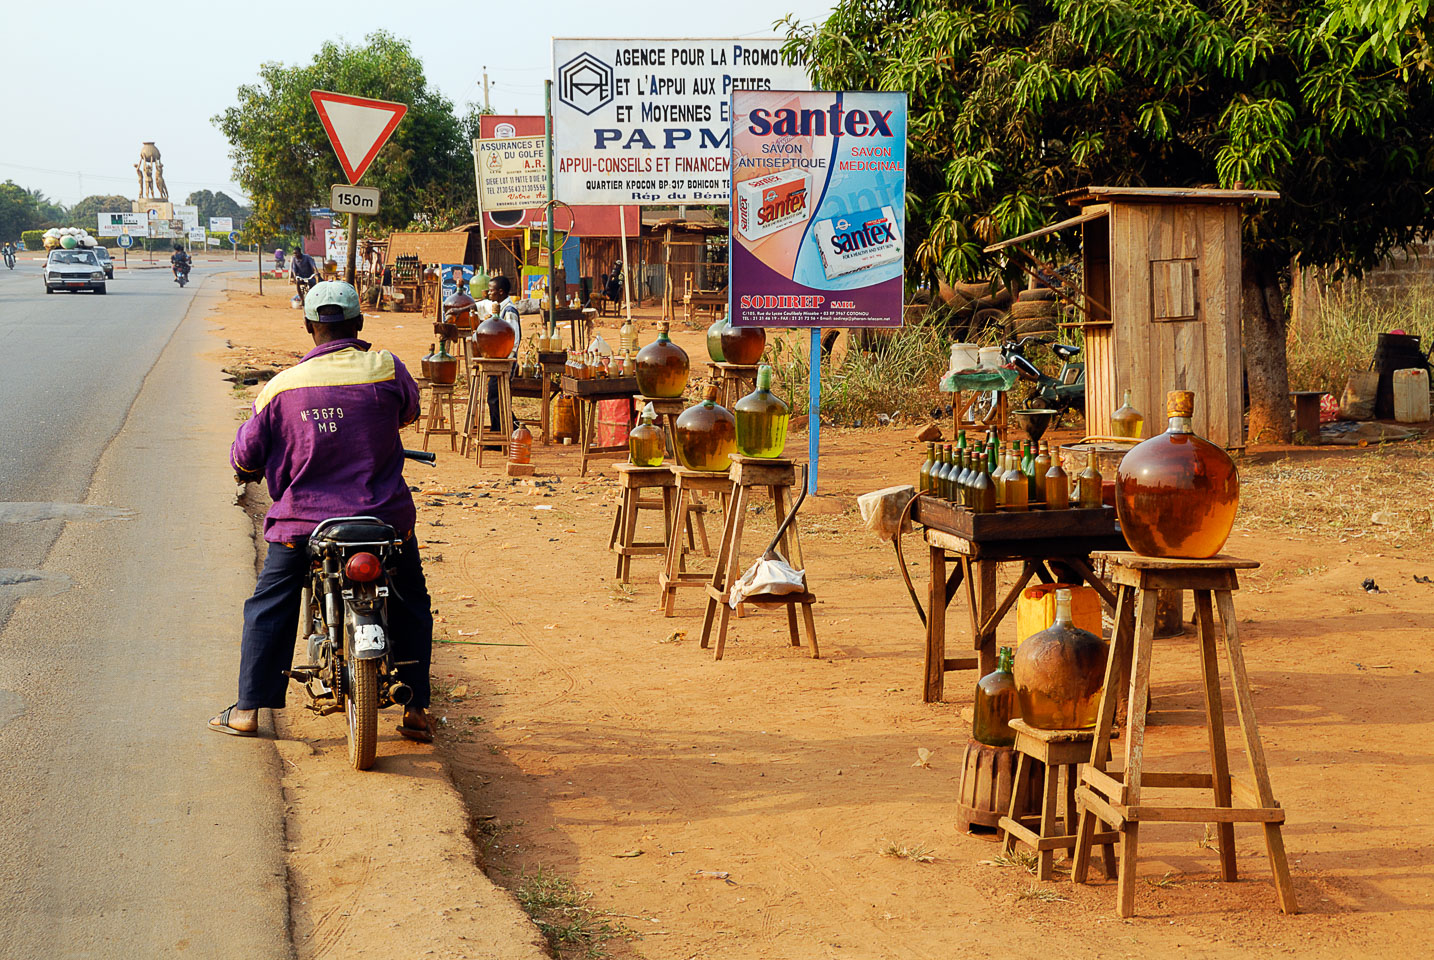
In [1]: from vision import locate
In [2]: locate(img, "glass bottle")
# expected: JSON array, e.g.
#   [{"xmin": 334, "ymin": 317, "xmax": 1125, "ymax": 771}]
[
  {"xmin": 930, "ymin": 446, "xmax": 947, "ymax": 499},
  {"xmin": 706, "ymin": 314, "xmax": 730, "ymax": 362},
  {"xmin": 420, "ymin": 342, "xmax": 437, "ymax": 380},
  {"xmin": 508, "ymin": 424, "xmax": 533, "ymax": 464},
  {"xmin": 1077, "ymin": 459, "xmax": 1103, "ymax": 508},
  {"xmin": 969, "ymin": 453, "xmax": 996, "ymax": 513},
  {"xmin": 1002, "ymin": 452, "xmax": 1028, "ymax": 511},
  {"xmin": 673, "ymin": 385, "xmax": 737, "ymax": 472},
  {"xmin": 1031, "ymin": 442, "xmax": 1052, "ymax": 505},
  {"xmin": 918, "ymin": 442, "xmax": 936, "ymax": 493},
  {"xmin": 1111, "ymin": 389, "xmax": 1145, "ymax": 439},
  {"xmin": 972, "ymin": 646, "xmax": 1018, "ymax": 747},
  {"xmin": 944, "ymin": 446, "xmax": 959, "ymax": 501},
  {"xmin": 1115, "ymin": 389, "xmax": 1239, "ymax": 558},
  {"xmin": 571, "ymin": 351, "xmax": 587, "ymax": 381},
  {"xmin": 1012, "ymin": 589, "xmax": 1106, "ymax": 730},
  {"xmin": 993, "ymin": 450, "xmax": 1007, "ymax": 509},
  {"xmin": 635, "ymin": 322, "xmax": 690, "ymax": 398},
  {"xmin": 628, "ymin": 404, "xmax": 666, "ymax": 467},
  {"xmin": 1045, "ymin": 452, "xmax": 1070, "ymax": 508},
  {"xmin": 471, "ymin": 308, "xmax": 516, "ymax": 359},
  {"xmin": 619, "ymin": 317, "xmax": 638, "ymax": 354},
  {"xmin": 733, "ymin": 364, "xmax": 789, "ymax": 458},
  {"xmin": 443, "ymin": 288, "xmax": 477, "ymax": 334},
  {"xmin": 428, "ymin": 342, "xmax": 458, "ymax": 385},
  {"xmin": 720, "ymin": 324, "xmax": 767, "ymax": 365}
]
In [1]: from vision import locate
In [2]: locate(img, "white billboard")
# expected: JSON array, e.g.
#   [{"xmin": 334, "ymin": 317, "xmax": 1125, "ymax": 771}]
[
  {"xmin": 96, "ymin": 212, "xmax": 149, "ymax": 238},
  {"xmin": 174, "ymin": 204, "xmax": 200, "ymax": 231},
  {"xmin": 552, "ymin": 38, "xmax": 808, "ymax": 205},
  {"xmin": 188, "ymin": 226, "xmax": 207, "ymax": 244},
  {"xmin": 474, "ymin": 136, "xmax": 546, "ymax": 212},
  {"xmin": 209, "ymin": 216, "xmax": 233, "ymax": 232}
]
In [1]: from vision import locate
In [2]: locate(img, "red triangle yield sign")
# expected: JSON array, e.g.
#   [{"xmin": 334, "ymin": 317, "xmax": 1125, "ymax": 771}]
[{"xmin": 310, "ymin": 90, "xmax": 408, "ymax": 184}]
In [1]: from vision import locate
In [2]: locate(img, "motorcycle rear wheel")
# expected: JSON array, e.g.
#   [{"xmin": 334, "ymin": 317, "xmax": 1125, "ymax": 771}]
[{"xmin": 345, "ymin": 658, "xmax": 379, "ymax": 770}]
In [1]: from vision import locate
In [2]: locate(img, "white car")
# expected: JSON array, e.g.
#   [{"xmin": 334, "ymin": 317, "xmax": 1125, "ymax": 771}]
[
  {"xmin": 44, "ymin": 248, "xmax": 107, "ymax": 294},
  {"xmin": 93, "ymin": 246, "xmax": 114, "ymax": 279}
]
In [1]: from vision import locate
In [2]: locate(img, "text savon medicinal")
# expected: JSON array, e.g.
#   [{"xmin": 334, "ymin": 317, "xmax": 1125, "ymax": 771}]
[{"xmin": 734, "ymin": 156, "xmax": 828, "ymax": 171}]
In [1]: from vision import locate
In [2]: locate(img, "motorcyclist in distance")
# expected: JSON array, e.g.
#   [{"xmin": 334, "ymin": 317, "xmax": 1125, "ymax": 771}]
[{"xmin": 170, "ymin": 243, "xmax": 192, "ymax": 281}]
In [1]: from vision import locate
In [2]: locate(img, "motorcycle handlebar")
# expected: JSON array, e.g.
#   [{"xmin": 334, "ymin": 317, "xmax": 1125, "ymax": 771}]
[{"xmin": 404, "ymin": 449, "xmax": 437, "ymax": 466}]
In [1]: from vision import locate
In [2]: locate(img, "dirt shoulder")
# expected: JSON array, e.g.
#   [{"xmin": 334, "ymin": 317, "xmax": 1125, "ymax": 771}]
[{"xmin": 214, "ymin": 276, "xmax": 1434, "ymax": 960}]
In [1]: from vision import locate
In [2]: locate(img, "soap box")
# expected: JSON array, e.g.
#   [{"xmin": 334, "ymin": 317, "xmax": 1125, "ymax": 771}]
[
  {"xmin": 735, "ymin": 169, "xmax": 812, "ymax": 242},
  {"xmin": 811, "ymin": 206, "xmax": 903, "ymax": 279}
]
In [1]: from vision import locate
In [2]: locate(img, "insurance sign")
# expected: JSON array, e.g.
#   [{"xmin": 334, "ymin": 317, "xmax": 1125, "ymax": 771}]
[
  {"xmin": 473, "ymin": 135, "xmax": 546, "ymax": 212},
  {"xmin": 552, "ymin": 38, "xmax": 807, "ymax": 205},
  {"xmin": 730, "ymin": 90, "xmax": 908, "ymax": 329}
]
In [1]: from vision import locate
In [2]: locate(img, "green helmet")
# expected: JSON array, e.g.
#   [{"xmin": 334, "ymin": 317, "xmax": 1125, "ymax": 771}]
[{"xmin": 304, "ymin": 280, "xmax": 362, "ymax": 323}]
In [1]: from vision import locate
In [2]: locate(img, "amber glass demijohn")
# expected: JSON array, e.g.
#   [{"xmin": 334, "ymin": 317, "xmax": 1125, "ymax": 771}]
[
  {"xmin": 471, "ymin": 310, "xmax": 516, "ymax": 359},
  {"xmin": 733, "ymin": 365, "xmax": 789, "ymax": 458},
  {"xmin": 673, "ymin": 386, "xmax": 737, "ymax": 471},
  {"xmin": 420, "ymin": 342, "xmax": 437, "ymax": 380},
  {"xmin": 1115, "ymin": 390, "xmax": 1239, "ymax": 559},
  {"xmin": 972, "ymin": 646, "xmax": 1018, "ymax": 747},
  {"xmin": 1013, "ymin": 589, "xmax": 1106, "ymax": 730},
  {"xmin": 635, "ymin": 322, "xmax": 690, "ymax": 398},
  {"xmin": 427, "ymin": 342, "xmax": 458, "ymax": 385},
  {"xmin": 628, "ymin": 404, "xmax": 666, "ymax": 467},
  {"xmin": 720, "ymin": 324, "xmax": 767, "ymax": 365},
  {"xmin": 443, "ymin": 288, "xmax": 477, "ymax": 333}
]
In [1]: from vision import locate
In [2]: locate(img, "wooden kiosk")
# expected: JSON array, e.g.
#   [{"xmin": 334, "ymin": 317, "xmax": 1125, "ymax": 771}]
[{"xmin": 985, "ymin": 186, "xmax": 1277, "ymax": 449}]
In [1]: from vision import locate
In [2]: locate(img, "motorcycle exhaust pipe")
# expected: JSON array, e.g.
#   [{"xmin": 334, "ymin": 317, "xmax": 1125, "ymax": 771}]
[{"xmin": 388, "ymin": 681, "xmax": 413, "ymax": 706}]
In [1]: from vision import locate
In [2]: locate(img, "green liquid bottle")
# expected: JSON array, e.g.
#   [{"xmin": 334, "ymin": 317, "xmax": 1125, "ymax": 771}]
[
  {"xmin": 733, "ymin": 365, "xmax": 789, "ymax": 458},
  {"xmin": 934, "ymin": 445, "xmax": 951, "ymax": 500},
  {"xmin": 973, "ymin": 646, "xmax": 1018, "ymax": 747},
  {"xmin": 918, "ymin": 442, "xmax": 935, "ymax": 493}
]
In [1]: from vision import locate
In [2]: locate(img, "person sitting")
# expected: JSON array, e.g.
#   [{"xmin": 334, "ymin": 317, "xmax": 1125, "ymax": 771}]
[
  {"xmin": 170, "ymin": 244, "xmax": 191, "ymax": 275},
  {"xmin": 209, "ymin": 280, "xmax": 434, "ymax": 742}
]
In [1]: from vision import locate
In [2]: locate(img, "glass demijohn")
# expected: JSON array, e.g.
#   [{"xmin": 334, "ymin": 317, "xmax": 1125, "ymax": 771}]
[
  {"xmin": 635, "ymin": 322, "xmax": 690, "ymax": 398},
  {"xmin": 1012, "ymin": 589, "xmax": 1106, "ymax": 730},
  {"xmin": 733, "ymin": 365, "xmax": 789, "ymax": 458},
  {"xmin": 628, "ymin": 403, "xmax": 666, "ymax": 467},
  {"xmin": 1111, "ymin": 389, "xmax": 1145, "ymax": 439},
  {"xmin": 972, "ymin": 646, "xmax": 1018, "ymax": 747},
  {"xmin": 673, "ymin": 386, "xmax": 737, "ymax": 472}
]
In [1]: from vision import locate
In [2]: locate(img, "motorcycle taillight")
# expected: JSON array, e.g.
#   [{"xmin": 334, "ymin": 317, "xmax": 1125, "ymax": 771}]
[{"xmin": 344, "ymin": 551, "xmax": 383, "ymax": 583}]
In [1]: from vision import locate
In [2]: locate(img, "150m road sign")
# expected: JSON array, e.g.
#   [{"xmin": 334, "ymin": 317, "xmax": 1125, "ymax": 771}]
[{"xmin": 330, "ymin": 184, "xmax": 381, "ymax": 215}]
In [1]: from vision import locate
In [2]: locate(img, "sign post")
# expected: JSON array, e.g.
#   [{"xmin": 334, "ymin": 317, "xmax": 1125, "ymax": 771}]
[
  {"xmin": 309, "ymin": 90, "xmax": 408, "ymax": 285},
  {"xmin": 544, "ymin": 80, "xmax": 557, "ymax": 344},
  {"xmin": 729, "ymin": 90, "xmax": 908, "ymax": 494}
]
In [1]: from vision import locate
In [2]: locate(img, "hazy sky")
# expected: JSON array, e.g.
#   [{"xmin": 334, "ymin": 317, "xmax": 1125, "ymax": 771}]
[{"xmin": 0, "ymin": 2, "xmax": 834, "ymax": 207}]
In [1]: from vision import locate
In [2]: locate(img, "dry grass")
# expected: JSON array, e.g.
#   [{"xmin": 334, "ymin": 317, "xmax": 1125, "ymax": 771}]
[
  {"xmin": 880, "ymin": 839, "xmax": 938, "ymax": 863},
  {"xmin": 1289, "ymin": 280, "xmax": 1434, "ymax": 395},
  {"xmin": 980, "ymin": 849, "xmax": 1042, "ymax": 875},
  {"xmin": 1014, "ymin": 883, "xmax": 1071, "ymax": 903},
  {"xmin": 515, "ymin": 867, "xmax": 630, "ymax": 959},
  {"xmin": 1237, "ymin": 446, "xmax": 1434, "ymax": 542}
]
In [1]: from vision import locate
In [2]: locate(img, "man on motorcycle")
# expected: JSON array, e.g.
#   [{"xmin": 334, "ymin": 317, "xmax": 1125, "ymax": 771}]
[
  {"xmin": 170, "ymin": 243, "xmax": 192, "ymax": 280},
  {"xmin": 209, "ymin": 281, "xmax": 434, "ymax": 742},
  {"xmin": 290, "ymin": 246, "xmax": 319, "ymax": 292},
  {"xmin": 2, "ymin": 240, "xmax": 15, "ymax": 267}
]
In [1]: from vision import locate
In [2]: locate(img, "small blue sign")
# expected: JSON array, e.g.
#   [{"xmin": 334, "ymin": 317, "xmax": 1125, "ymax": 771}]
[
  {"xmin": 116, "ymin": 234, "xmax": 135, "ymax": 249},
  {"xmin": 229, "ymin": 231, "xmax": 240, "ymax": 244}
]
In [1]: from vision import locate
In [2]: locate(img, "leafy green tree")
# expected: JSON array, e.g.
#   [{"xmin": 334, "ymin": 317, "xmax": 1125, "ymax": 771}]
[
  {"xmin": 0, "ymin": 181, "xmax": 41, "ymax": 240},
  {"xmin": 185, "ymin": 189, "xmax": 250, "ymax": 225},
  {"xmin": 69, "ymin": 195, "xmax": 133, "ymax": 226},
  {"xmin": 784, "ymin": 0, "xmax": 1434, "ymax": 442},
  {"xmin": 215, "ymin": 32, "xmax": 473, "ymax": 240}
]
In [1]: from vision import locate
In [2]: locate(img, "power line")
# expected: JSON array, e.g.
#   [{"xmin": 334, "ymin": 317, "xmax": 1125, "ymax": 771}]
[{"xmin": 0, "ymin": 160, "xmax": 243, "ymax": 192}]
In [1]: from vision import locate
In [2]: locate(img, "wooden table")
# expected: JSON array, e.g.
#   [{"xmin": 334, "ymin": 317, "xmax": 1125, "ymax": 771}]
[
  {"xmin": 907, "ymin": 496, "xmax": 1127, "ymax": 703},
  {"xmin": 561, "ymin": 375, "xmax": 639, "ymax": 476},
  {"xmin": 512, "ymin": 353, "xmax": 566, "ymax": 444}
]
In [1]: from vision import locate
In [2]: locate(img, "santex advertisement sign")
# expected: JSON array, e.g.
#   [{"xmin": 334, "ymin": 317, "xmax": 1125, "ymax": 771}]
[
  {"xmin": 552, "ymin": 38, "xmax": 807, "ymax": 206},
  {"xmin": 730, "ymin": 90, "xmax": 907, "ymax": 329}
]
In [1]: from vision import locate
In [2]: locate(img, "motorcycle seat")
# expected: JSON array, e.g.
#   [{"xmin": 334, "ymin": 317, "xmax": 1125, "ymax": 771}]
[
  {"xmin": 1052, "ymin": 343, "xmax": 1081, "ymax": 361},
  {"xmin": 310, "ymin": 520, "xmax": 398, "ymax": 547}
]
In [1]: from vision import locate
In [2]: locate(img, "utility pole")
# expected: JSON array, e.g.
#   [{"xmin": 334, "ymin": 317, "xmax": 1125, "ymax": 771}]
[{"xmin": 483, "ymin": 68, "xmax": 491, "ymax": 112}]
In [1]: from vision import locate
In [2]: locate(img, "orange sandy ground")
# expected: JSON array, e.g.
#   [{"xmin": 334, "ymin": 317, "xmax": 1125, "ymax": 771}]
[{"xmin": 214, "ymin": 278, "xmax": 1433, "ymax": 960}]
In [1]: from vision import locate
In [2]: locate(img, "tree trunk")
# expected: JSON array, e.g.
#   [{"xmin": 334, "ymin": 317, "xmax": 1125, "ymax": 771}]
[{"xmin": 1241, "ymin": 256, "xmax": 1292, "ymax": 444}]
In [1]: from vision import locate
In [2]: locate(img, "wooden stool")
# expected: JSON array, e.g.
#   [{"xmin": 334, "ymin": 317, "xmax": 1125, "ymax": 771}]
[
  {"xmin": 659, "ymin": 467, "xmax": 731, "ymax": 617},
  {"xmin": 462, "ymin": 358, "xmax": 513, "ymax": 467},
  {"xmin": 1071, "ymin": 552, "xmax": 1297, "ymax": 917},
  {"xmin": 421, "ymin": 383, "xmax": 459, "ymax": 452},
  {"xmin": 1000, "ymin": 720, "xmax": 1119, "ymax": 881},
  {"xmin": 714, "ymin": 361, "xmax": 758, "ymax": 407},
  {"xmin": 699, "ymin": 455, "xmax": 818, "ymax": 660},
  {"xmin": 608, "ymin": 464, "xmax": 677, "ymax": 585}
]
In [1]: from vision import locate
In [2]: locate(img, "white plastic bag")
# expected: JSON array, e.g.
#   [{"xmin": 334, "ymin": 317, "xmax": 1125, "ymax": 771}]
[{"xmin": 729, "ymin": 555, "xmax": 806, "ymax": 608}]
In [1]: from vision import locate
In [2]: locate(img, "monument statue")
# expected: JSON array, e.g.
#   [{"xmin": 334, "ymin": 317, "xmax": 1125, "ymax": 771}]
[
  {"xmin": 135, "ymin": 142, "xmax": 168, "ymax": 201},
  {"xmin": 135, "ymin": 163, "xmax": 145, "ymax": 198},
  {"xmin": 153, "ymin": 161, "xmax": 169, "ymax": 201}
]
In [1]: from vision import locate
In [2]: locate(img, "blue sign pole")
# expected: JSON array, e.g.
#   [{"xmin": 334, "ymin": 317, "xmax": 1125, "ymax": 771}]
[{"xmin": 808, "ymin": 327, "xmax": 821, "ymax": 495}]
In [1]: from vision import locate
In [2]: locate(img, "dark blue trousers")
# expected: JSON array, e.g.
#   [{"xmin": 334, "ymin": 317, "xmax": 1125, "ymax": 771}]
[{"xmin": 237, "ymin": 536, "xmax": 433, "ymax": 710}]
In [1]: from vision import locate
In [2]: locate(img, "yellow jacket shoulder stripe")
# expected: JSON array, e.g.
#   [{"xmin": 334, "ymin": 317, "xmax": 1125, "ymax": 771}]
[{"xmin": 254, "ymin": 349, "xmax": 397, "ymax": 412}]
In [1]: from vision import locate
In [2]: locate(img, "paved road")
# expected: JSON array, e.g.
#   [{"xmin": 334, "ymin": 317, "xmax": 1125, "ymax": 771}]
[{"xmin": 0, "ymin": 258, "xmax": 293, "ymax": 958}]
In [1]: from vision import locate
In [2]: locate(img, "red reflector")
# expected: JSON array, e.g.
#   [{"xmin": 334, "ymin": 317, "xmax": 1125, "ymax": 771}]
[{"xmin": 345, "ymin": 552, "xmax": 383, "ymax": 582}]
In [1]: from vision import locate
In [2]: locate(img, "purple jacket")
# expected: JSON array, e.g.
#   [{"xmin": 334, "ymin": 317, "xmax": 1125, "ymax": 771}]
[{"xmin": 231, "ymin": 339, "xmax": 420, "ymax": 543}]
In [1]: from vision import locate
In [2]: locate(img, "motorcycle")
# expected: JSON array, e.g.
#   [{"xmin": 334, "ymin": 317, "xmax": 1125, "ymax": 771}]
[
  {"xmin": 173, "ymin": 260, "xmax": 191, "ymax": 287},
  {"xmin": 972, "ymin": 335, "xmax": 1086, "ymax": 422},
  {"xmin": 284, "ymin": 448, "xmax": 436, "ymax": 770},
  {"xmin": 3, "ymin": 249, "xmax": 14, "ymax": 270}
]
